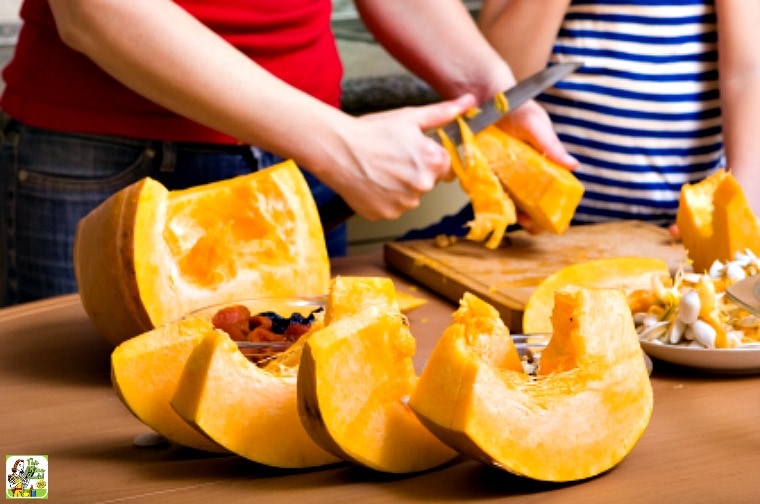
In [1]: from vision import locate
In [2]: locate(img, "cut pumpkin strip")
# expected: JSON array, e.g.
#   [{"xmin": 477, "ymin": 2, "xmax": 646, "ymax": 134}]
[{"xmin": 439, "ymin": 118, "xmax": 516, "ymax": 249}]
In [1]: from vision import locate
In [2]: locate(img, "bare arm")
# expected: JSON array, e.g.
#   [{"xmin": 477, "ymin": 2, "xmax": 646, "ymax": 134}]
[
  {"xmin": 715, "ymin": 0, "xmax": 760, "ymax": 215},
  {"xmin": 48, "ymin": 0, "xmax": 475, "ymax": 220},
  {"xmin": 354, "ymin": 0, "xmax": 512, "ymax": 101},
  {"xmin": 478, "ymin": 0, "xmax": 570, "ymax": 79}
]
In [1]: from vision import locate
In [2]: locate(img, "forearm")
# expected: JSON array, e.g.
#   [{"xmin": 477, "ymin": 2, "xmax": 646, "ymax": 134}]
[
  {"xmin": 48, "ymin": 0, "xmax": 349, "ymax": 176},
  {"xmin": 716, "ymin": 0, "xmax": 760, "ymax": 215},
  {"xmin": 478, "ymin": 0, "xmax": 570, "ymax": 78},
  {"xmin": 354, "ymin": 0, "xmax": 513, "ymax": 102}
]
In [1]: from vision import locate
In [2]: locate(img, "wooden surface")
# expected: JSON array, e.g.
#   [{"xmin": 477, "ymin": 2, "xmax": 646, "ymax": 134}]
[
  {"xmin": 2, "ymin": 253, "xmax": 760, "ymax": 503},
  {"xmin": 385, "ymin": 220, "xmax": 687, "ymax": 331}
]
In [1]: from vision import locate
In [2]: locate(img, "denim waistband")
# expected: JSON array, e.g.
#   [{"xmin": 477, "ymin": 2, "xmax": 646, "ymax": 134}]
[{"xmin": 0, "ymin": 111, "xmax": 255, "ymax": 156}]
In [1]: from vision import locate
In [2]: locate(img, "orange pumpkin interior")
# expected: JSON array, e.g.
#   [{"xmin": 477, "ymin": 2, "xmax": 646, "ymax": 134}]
[
  {"xmin": 676, "ymin": 170, "xmax": 760, "ymax": 272},
  {"xmin": 410, "ymin": 287, "xmax": 653, "ymax": 482},
  {"xmin": 74, "ymin": 160, "xmax": 330, "ymax": 346}
]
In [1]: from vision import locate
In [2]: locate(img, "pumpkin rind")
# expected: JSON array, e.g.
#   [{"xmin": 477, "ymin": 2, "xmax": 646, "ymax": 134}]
[
  {"xmin": 74, "ymin": 160, "xmax": 330, "ymax": 346},
  {"xmin": 170, "ymin": 328, "xmax": 340, "ymax": 468},
  {"xmin": 110, "ymin": 316, "xmax": 227, "ymax": 453},
  {"xmin": 523, "ymin": 257, "xmax": 671, "ymax": 334},
  {"xmin": 676, "ymin": 170, "xmax": 760, "ymax": 273},
  {"xmin": 476, "ymin": 125, "xmax": 584, "ymax": 234},
  {"xmin": 410, "ymin": 287, "xmax": 653, "ymax": 482}
]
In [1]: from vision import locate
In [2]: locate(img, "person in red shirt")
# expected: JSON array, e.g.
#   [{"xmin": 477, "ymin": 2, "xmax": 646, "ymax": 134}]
[{"xmin": 0, "ymin": 0, "xmax": 576, "ymax": 305}]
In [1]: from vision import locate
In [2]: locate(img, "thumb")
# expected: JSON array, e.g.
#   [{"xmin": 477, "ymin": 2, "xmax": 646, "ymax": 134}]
[{"xmin": 416, "ymin": 94, "xmax": 477, "ymax": 130}]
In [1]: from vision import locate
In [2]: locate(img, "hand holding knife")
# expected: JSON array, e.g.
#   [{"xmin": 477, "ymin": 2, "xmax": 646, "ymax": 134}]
[{"xmin": 318, "ymin": 62, "xmax": 582, "ymax": 232}]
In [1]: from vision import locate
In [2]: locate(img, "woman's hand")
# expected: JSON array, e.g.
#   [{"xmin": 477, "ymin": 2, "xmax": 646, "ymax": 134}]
[{"xmin": 321, "ymin": 95, "xmax": 477, "ymax": 221}]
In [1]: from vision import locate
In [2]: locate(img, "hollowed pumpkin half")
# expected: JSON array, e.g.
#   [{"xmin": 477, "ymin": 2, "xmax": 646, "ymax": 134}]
[
  {"xmin": 410, "ymin": 287, "xmax": 653, "ymax": 482},
  {"xmin": 170, "ymin": 327, "xmax": 341, "ymax": 468},
  {"xmin": 74, "ymin": 160, "xmax": 330, "ymax": 346},
  {"xmin": 297, "ymin": 304, "xmax": 458, "ymax": 473},
  {"xmin": 475, "ymin": 125, "xmax": 584, "ymax": 234},
  {"xmin": 111, "ymin": 316, "xmax": 227, "ymax": 453},
  {"xmin": 676, "ymin": 170, "xmax": 760, "ymax": 272},
  {"xmin": 522, "ymin": 257, "xmax": 671, "ymax": 334}
]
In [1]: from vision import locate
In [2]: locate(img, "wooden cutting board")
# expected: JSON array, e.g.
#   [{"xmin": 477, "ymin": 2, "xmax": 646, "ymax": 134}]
[{"xmin": 384, "ymin": 220, "xmax": 687, "ymax": 331}]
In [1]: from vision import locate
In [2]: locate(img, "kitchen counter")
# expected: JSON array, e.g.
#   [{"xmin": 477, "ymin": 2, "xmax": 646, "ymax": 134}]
[{"xmin": 2, "ymin": 252, "xmax": 760, "ymax": 503}]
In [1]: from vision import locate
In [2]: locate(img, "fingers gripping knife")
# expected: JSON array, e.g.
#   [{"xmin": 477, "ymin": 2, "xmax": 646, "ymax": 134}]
[{"xmin": 317, "ymin": 62, "xmax": 582, "ymax": 231}]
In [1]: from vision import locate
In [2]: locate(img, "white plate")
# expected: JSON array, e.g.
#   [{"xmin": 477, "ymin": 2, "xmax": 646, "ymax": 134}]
[{"xmin": 640, "ymin": 340, "xmax": 760, "ymax": 374}]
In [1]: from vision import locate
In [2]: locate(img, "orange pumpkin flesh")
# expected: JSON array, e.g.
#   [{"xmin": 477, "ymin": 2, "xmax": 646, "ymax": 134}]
[
  {"xmin": 170, "ymin": 325, "xmax": 341, "ymax": 468},
  {"xmin": 110, "ymin": 316, "xmax": 227, "ymax": 452},
  {"xmin": 74, "ymin": 160, "xmax": 330, "ymax": 346},
  {"xmin": 523, "ymin": 257, "xmax": 671, "ymax": 334},
  {"xmin": 440, "ymin": 118, "xmax": 516, "ymax": 249},
  {"xmin": 676, "ymin": 170, "xmax": 760, "ymax": 273},
  {"xmin": 409, "ymin": 287, "xmax": 653, "ymax": 482},
  {"xmin": 297, "ymin": 277, "xmax": 458, "ymax": 473},
  {"xmin": 475, "ymin": 125, "xmax": 585, "ymax": 234}
]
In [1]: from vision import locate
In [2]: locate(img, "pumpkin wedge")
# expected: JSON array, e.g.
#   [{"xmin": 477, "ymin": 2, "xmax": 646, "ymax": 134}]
[
  {"xmin": 74, "ymin": 160, "xmax": 330, "ymax": 346},
  {"xmin": 475, "ymin": 125, "xmax": 584, "ymax": 234},
  {"xmin": 410, "ymin": 287, "xmax": 653, "ymax": 482},
  {"xmin": 111, "ymin": 316, "xmax": 227, "ymax": 452},
  {"xmin": 440, "ymin": 118, "xmax": 516, "ymax": 249},
  {"xmin": 523, "ymin": 257, "xmax": 671, "ymax": 334},
  {"xmin": 676, "ymin": 170, "xmax": 760, "ymax": 273},
  {"xmin": 298, "ymin": 276, "xmax": 458, "ymax": 473},
  {"xmin": 170, "ymin": 324, "xmax": 341, "ymax": 468}
]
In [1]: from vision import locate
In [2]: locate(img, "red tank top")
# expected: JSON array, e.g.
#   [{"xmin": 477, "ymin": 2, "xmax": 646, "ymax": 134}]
[{"xmin": 0, "ymin": 0, "xmax": 342, "ymax": 144}]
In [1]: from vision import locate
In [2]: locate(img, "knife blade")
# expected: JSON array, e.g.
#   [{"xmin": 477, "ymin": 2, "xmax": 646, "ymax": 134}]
[
  {"xmin": 432, "ymin": 61, "xmax": 581, "ymax": 147},
  {"xmin": 726, "ymin": 274, "xmax": 760, "ymax": 315},
  {"xmin": 318, "ymin": 61, "xmax": 582, "ymax": 232}
]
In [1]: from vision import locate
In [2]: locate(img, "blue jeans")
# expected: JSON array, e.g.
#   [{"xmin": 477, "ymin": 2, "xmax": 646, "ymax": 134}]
[{"xmin": 0, "ymin": 115, "xmax": 346, "ymax": 306}]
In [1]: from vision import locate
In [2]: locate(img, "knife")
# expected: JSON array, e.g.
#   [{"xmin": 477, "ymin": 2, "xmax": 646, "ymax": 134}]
[
  {"xmin": 726, "ymin": 274, "xmax": 760, "ymax": 315},
  {"xmin": 318, "ymin": 61, "xmax": 582, "ymax": 232}
]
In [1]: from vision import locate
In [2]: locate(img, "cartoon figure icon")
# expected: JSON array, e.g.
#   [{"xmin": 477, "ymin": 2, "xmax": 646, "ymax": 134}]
[{"xmin": 7, "ymin": 459, "xmax": 29, "ymax": 498}]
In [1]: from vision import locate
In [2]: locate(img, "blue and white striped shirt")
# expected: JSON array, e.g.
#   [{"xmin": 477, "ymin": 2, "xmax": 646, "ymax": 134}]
[{"xmin": 540, "ymin": 0, "xmax": 722, "ymax": 226}]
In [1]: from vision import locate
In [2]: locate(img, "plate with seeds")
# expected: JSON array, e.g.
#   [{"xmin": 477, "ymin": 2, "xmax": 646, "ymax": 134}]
[{"xmin": 639, "ymin": 340, "xmax": 760, "ymax": 374}]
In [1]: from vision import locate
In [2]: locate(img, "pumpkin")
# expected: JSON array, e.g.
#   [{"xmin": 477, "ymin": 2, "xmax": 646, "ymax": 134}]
[
  {"xmin": 409, "ymin": 287, "xmax": 653, "ymax": 482},
  {"xmin": 74, "ymin": 160, "xmax": 330, "ymax": 347},
  {"xmin": 110, "ymin": 316, "xmax": 227, "ymax": 452},
  {"xmin": 297, "ymin": 276, "xmax": 458, "ymax": 473},
  {"xmin": 475, "ymin": 125, "xmax": 584, "ymax": 234},
  {"xmin": 522, "ymin": 257, "xmax": 671, "ymax": 334},
  {"xmin": 170, "ymin": 311, "xmax": 341, "ymax": 468},
  {"xmin": 676, "ymin": 170, "xmax": 760, "ymax": 273},
  {"xmin": 440, "ymin": 118, "xmax": 516, "ymax": 249}
]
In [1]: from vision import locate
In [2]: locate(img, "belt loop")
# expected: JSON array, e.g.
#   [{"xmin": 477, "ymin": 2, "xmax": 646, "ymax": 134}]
[{"xmin": 159, "ymin": 141, "xmax": 177, "ymax": 172}]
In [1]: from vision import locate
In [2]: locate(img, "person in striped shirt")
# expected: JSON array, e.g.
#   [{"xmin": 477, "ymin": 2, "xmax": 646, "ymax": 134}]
[{"xmin": 478, "ymin": 0, "xmax": 760, "ymax": 226}]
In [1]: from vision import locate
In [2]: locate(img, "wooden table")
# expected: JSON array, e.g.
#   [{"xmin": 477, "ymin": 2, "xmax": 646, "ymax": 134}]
[{"xmin": 2, "ymin": 253, "xmax": 759, "ymax": 503}]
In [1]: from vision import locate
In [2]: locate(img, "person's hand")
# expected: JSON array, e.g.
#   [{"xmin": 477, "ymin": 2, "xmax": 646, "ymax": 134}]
[
  {"xmin": 494, "ymin": 100, "xmax": 579, "ymax": 234},
  {"xmin": 326, "ymin": 94, "xmax": 477, "ymax": 221}
]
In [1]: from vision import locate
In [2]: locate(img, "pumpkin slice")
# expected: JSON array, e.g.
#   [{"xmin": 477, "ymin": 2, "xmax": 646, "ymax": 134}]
[
  {"xmin": 523, "ymin": 257, "xmax": 671, "ymax": 334},
  {"xmin": 297, "ymin": 305, "xmax": 458, "ymax": 473},
  {"xmin": 440, "ymin": 118, "xmax": 516, "ymax": 249},
  {"xmin": 396, "ymin": 290, "xmax": 427, "ymax": 313},
  {"xmin": 74, "ymin": 160, "xmax": 330, "ymax": 346},
  {"xmin": 324, "ymin": 275, "xmax": 400, "ymax": 324},
  {"xmin": 111, "ymin": 316, "xmax": 227, "ymax": 452},
  {"xmin": 475, "ymin": 125, "xmax": 584, "ymax": 234},
  {"xmin": 676, "ymin": 170, "xmax": 760, "ymax": 273},
  {"xmin": 410, "ymin": 287, "xmax": 653, "ymax": 482},
  {"xmin": 170, "ymin": 324, "xmax": 341, "ymax": 468}
]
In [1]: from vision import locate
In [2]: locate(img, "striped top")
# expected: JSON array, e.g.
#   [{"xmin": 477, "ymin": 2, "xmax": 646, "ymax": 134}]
[{"xmin": 540, "ymin": 0, "xmax": 722, "ymax": 226}]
